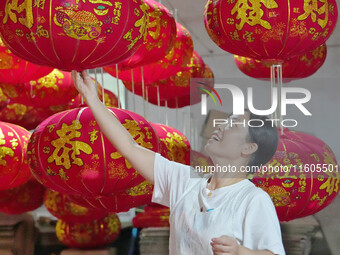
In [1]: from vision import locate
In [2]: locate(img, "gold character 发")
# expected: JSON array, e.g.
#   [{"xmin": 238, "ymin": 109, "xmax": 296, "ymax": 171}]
[
  {"xmin": 298, "ymin": 0, "xmax": 329, "ymax": 29},
  {"xmin": 47, "ymin": 120, "xmax": 93, "ymax": 170},
  {"xmin": 231, "ymin": 0, "xmax": 278, "ymax": 30}
]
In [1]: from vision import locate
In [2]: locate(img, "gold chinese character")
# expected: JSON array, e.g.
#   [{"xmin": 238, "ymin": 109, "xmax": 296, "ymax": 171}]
[
  {"xmin": 0, "ymin": 128, "xmax": 14, "ymax": 166},
  {"xmin": 298, "ymin": 0, "xmax": 329, "ymax": 29},
  {"xmin": 231, "ymin": 0, "xmax": 278, "ymax": 30},
  {"xmin": 47, "ymin": 121, "xmax": 93, "ymax": 170},
  {"xmin": 3, "ymin": 0, "xmax": 34, "ymax": 29}
]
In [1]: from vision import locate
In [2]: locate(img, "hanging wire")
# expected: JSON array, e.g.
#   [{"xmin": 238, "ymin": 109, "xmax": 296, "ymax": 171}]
[
  {"xmin": 131, "ymin": 70, "xmax": 136, "ymax": 112},
  {"xmin": 141, "ymin": 66, "xmax": 146, "ymax": 117},
  {"xmin": 165, "ymin": 100, "xmax": 168, "ymax": 126},
  {"xmin": 145, "ymin": 86, "xmax": 149, "ymax": 120},
  {"xmin": 270, "ymin": 64, "xmax": 283, "ymax": 135},
  {"xmin": 175, "ymin": 98, "xmax": 179, "ymax": 129},
  {"xmin": 278, "ymin": 63, "xmax": 283, "ymax": 135},
  {"xmin": 115, "ymin": 64, "xmax": 121, "ymax": 108},
  {"xmin": 101, "ymin": 67, "xmax": 105, "ymax": 103},
  {"xmin": 157, "ymin": 85, "xmax": 161, "ymax": 122}
]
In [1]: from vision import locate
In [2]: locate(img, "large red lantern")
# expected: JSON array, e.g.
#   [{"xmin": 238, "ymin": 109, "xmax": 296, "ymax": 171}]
[
  {"xmin": 235, "ymin": 44, "xmax": 327, "ymax": 82},
  {"xmin": 0, "ymin": 69, "xmax": 78, "ymax": 107},
  {"xmin": 0, "ymin": 179, "xmax": 45, "ymax": 214},
  {"xmin": 0, "ymin": 100, "xmax": 69, "ymax": 130},
  {"xmin": 117, "ymin": 0, "xmax": 176, "ymax": 69},
  {"xmin": 0, "ymin": 121, "xmax": 31, "ymax": 190},
  {"xmin": 56, "ymin": 213, "xmax": 121, "ymax": 249},
  {"xmin": 0, "ymin": 0, "xmax": 149, "ymax": 71},
  {"xmin": 27, "ymin": 107, "xmax": 159, "ymax": 197},
  {"xmin": 69, "ymin": 179, "xmax": 154, "ymax": 212},
  {"xmin": 253, "ymin": 128, "xmax": 340, "ymax": 222},
  {"xmin": 150, "ymin": 123, "xmax": 190, "ymax": 164},
  {"xmin": 0, "ymin": 39, "xmax": 53, "ymax": 83},
  {"xmin": 204, "ymin": 0, "xmax": 338, "ymax": 61},
  {"xmin": 105, "ymin": 23, "xmax": 194, "ymax": 83},
  {"xmin": 44, "ymin": 189, "xmax": 107, "ymax": 223}
]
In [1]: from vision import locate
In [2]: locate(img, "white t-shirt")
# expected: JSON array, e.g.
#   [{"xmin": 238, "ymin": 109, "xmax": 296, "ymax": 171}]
[{"xmin": 151, "ymin": 153, "xmax": 286, "ymax": 255}]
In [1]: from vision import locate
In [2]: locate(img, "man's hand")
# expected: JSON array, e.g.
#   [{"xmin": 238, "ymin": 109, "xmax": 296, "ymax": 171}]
[{"xmin": 211, "ymin": 235, "xmax": 239, "ymax": 255}]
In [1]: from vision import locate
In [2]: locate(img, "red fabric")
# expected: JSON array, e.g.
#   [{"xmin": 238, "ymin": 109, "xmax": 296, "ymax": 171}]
[
  {"xmin": 132, "ymin": 204, "xmax": 170, "ymax": 228},
  {"xmin": 0, "ymin": 122, "xmax": 31, "ymax": 190},
  {"xmin": 0, "ymin": 0, "xmax": 148, "ymax": 71},
  {"xmin": 0, "ymin": 70, "xmax": 78, "ymax": 107},
  {"xmin": 27, "ymin": 107, "xmax": 159, "ymax": 197},
  {"xmin": 0, "ymin": 39, "xmax": 52, "ymax": 83},
  {"xmin": 44, "ymin": 189, "xmax": 107, "ymax": 223},
  {"xmin": 235, "ymin": 44, "xmax": 327, "ymax": 82},
  {"xmin": 56, "ymin": 213, "xmax": 121, "ymax": 249},
  {"xmin": 204, "ymin": 0, "xmax": 338, "ymax": 61},
  {"xmin": 253, "ymin": 128, "xmax": 340, "ymax": 222},
  {"xmin": 150, "ymin": 123, "xmax": 191, "ymax": 165},
  {"xmin": 105, "ymin": 23, "xmax": 194, "ymax": 83},
  {"xmin": 0, "ymin": 179, "xmax": 45, "ymax": 214},
  {"xmin": 117, "ymin": 0, "xmax": 176, "ymax": 69}
]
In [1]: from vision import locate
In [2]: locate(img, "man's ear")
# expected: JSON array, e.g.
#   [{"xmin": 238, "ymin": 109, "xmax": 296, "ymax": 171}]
[{"xmin": 241, "ymin": 142, "xmax": 258, "ymax": 156}]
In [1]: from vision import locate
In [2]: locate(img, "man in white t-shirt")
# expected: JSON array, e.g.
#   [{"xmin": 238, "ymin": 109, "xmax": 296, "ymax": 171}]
[{"xmin": 72, "ymin": 71, "xmax": 286, "ymax": 255}]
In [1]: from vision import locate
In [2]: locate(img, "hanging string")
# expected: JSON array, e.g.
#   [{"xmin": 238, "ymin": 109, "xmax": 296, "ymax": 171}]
[
  {"xmin": 165, "ymin": 100, "xmax": 168, "ymax": 126},
  {"xmin": 94, "ymin": 68, "xmax": 99, "ymax": 103},
  {"xmin": 145, "ymin": 86, "xmax": 149, "ymax": 120},
  {"xmin": 175, "ymin": 98, "xmax": 179, "ymax": 129},
  {"xmin": 101, "ymin": 68, "xmax": 105, "ymax": 103},
  {"xmin": 157, "ymin": 85, "xmax": 161, "ymax": 122},
  {"xmin": 115, "ymin": 64, "xmax": 121, "ymax": 108},
  {"xmin": 131, "ymin": 70, "xmax": 136, "ymax": 112},
  {"xmin": 270, "ymin": 64, "xmax": 283, "ymax": 135},
  {"xmin": 141, "ymin": 66, "xmax": 146, "ymax": 117},
  {"xmin": 278, "ymin": 63, "xmax": 283, "ymax": 135},
  {"xmin": 270, "ymin": 66, "xmax": 274, "ymax": 120},
  {"xmin": 174, "ymin": 9, "xmax": 178, "ymax": 22}
]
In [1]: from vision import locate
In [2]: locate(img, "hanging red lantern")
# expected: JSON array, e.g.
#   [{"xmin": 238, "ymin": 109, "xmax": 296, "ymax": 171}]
[
  {"xmin": 56, "ymin": 213, "xmax": 121, "ymax": 249},
  {"xmin": 123, "ymin": 51, "xmax": 206, "ymax": 106},
  {"xmin": 132, "ymin": 204, "xmax": 170, "ymax": 228},
  {"xmin": 68, "ymin": 88, "xmax": 119, "ymax": 109},
  {"xmin": 0, "ymin": 121, "xmax": 31, "ymax": 190},
  {"xmin": 0, "ymin": 69, "xmax": 78, "ymax": 107},
  {"xmin": 44, "ymin": 189, "xmax": 107, "ymax": 223},
  {"xmin": 105, "ymin": 23, "xmax": 194, "ymax": 83},
  {"xmin": 0, "ymin": 88, "xmax": 8, "ymax": 111},
  {"xmin": 150, "ymin": 123, "xmax": 191, "ymax": 164},
  {"xmin": 0, "ymin": 179, "xmax": 45, "ymax": 214},
  {"xmin": 0, "ymin": 39, "xmax": 53, "ymax": 83},
  {"xmin": 0, "ymin": 100, "xmax": 69, "ymax": 130},
  {"xmin": 27, "ymin": 107, "xmax": 159, "ymax": 197},
  {"xmin": 204, "ymin": 0, "xmax": 338, "ymax": 61},
  {"xmin": 253, "ymin": 128, "xmax": 340, "ymax": 222},
  {"xmin": 0, "ymin": 0, "xmax": 149, "ymax": 71},
  {"xmin": 235, "ymin": 44, "xmax": 327, "ymax": 82},
  {"xmin": 117, "ymin": 0, "xmax": 176, "ymax": 69},
  {"xmin": 69, "ymin": 179, "xmax": 154, "ymax": 212}
]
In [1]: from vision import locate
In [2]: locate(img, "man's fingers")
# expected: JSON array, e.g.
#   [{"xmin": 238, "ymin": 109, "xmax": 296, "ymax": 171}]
[
  {"xmin": 212, "ymin": 236, "xmax": 234, "ymax": 246},
  {"xmin": 211, "ymin": 243, "xmax": 232, "ymax": 253}
]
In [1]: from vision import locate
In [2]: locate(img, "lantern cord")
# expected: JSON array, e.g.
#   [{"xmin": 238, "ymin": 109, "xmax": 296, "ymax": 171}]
[
  {"xmin": 158, "ymin": 0, "xmax": 162, "ymax": 4},
  {"xmin": 190, "ymin": 113, "xmax": 195, "ymax": 149},
  {"xmin": 157, "ymin": 85, "xmax": 161, "ymax": 121},
  {"xmin": 270, "ymin": 66, "xmax": 274, "ymax": 120},
  {"xmin": 270, "ymin": 64, "xmax": 283, "ymax": 135},
  {"xmin": 174, "ymin": 9, "xmax": 178, "ymax": 22},
  {"xmin": 277, "ymin": 64, "xmax": 283, "ymax": 135},
  {"xmin": 176, "ymin": 98, "xmax": 179, "ymax": 129},
  {"xmin": 141, "ymin": 66, "xmax": 146, "ymax": 117},
  {"xmin": 145, "ymin": 86, "xmax": 149, "ymax": 120},
  {"xmin": 165, "ymin": 100, "xmax": 168, "ymax": 126},
  {"xmin": 115, "ymin": 64, "xmax": 121, "ymax": 108},
  {"xmin": 101, "ymin": 67, "xmax": 105, "ymax": 104},
  {"xmin": 94, "ymin": 68, "xmax": 99, "ymax": 102},
  {"xmin": 131, "ymin": 70, "xmax": 136, "ymax": 112}
]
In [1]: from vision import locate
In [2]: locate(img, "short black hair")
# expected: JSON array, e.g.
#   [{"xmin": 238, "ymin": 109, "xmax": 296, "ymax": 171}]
[{"xmin": 244, "ymin": 109, "xmax": 279, "ymax": 172}]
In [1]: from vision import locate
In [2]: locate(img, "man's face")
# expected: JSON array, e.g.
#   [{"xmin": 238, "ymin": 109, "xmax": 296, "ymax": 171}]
[{"xmin": 205, "ymin": 112, "xmax": 251, "ymax": 161}]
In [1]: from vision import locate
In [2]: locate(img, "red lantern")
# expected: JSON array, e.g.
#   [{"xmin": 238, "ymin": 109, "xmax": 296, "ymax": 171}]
[
  {"xmin": 0, "ymin": 121, "xmax": 31, "ymax": 190},
  {"xmin": 44, "ymin": 189, "xmax": 107, "ymax": 223},
  {"xmin": 123, "ymin": 51, "xmax": 206, "ymax": 106},
  {"xmin": 117, "ymin": 0, "xmax": 176, "ymax": 69},
  {"xmin": 0, "ymin": 88, "xmax": 8, "ymax": 111},
  {"xmin": 0, "ymin": 69, "xmax": 78, "ymax": 107},
  {"xmin": 150, "ymin": 123, "xmax": 190, "ymax": 164},
  {"xmin": 105, "ymin": 23, "xmax": 194, "ymax": 83},
  {"xmin": 28, "ymin": 107, "xmax": 159, "ymax": 197},
  {"xmin": 0, "ymin": 179, "xmax": 45, "ymax": 214},
  {"xmin": 0, "ymin": 0, "xmax": 149, "ymax": 71},
  {"xmin": 132, "ymin": 204, "xmax": 170, "ymax": 228},
  {"xmin": 235, "ymin": 44, "xmax": 327, "ymax": 82},
  {"xmin": 0, "ymin": 39, "xmax": 53, "ymax": 83},
  {"xmin": 69, "ymin": 180, "xmax": 154, "ymax": 213},
  {"xmin": 69, "ymin": 88, "xmax": 119, "ymax": 109},
  {"xmin": 56, "ymin": 213, "xmax": 121, "ymax": 249},
  {"xmin": 0, "ymin": 100, "xmax": 69, "ymax": 130},
  {"xmin": 253, "ymin": 128, "xmax": 340, "ymax": 222},
  {"xmin": 204, "ymin": 0, "xmax": 338, "ymax": 61},
  {"xmin": 190, "ymin": 150, "xmax": 213, "ymax": 172}
]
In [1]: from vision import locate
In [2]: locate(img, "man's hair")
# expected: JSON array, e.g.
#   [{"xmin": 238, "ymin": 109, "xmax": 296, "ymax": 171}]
[{"xmin": 244, "ymin": 109, "xmax": 279, "ymax": 172}]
